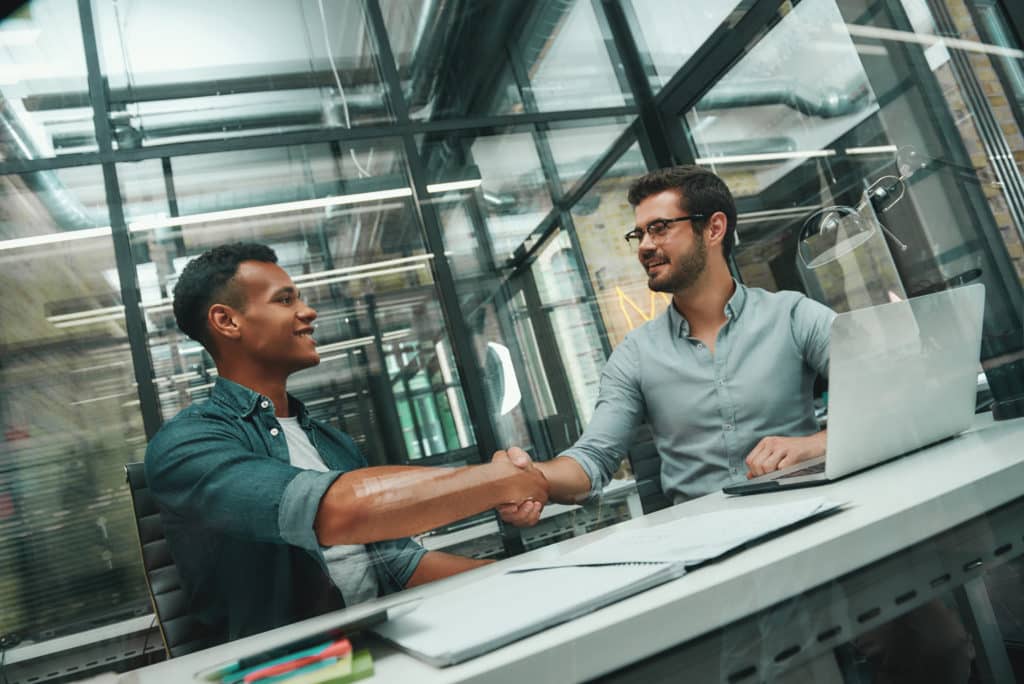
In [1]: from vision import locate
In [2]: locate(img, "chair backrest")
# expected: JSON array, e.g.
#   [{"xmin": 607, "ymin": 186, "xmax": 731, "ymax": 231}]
[
  {"xmin": 125, "ymin": 462, "xmax": 216, "ymax": 658},
  {"xmin": 626, "ymin": 426, "xmax": 672, "ymax": 515}
]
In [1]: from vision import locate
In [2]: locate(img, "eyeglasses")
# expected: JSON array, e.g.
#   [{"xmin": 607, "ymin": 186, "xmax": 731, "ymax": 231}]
[{"xmin": 624, "ymin": 215, "xmax": 705, "ymax": 245}]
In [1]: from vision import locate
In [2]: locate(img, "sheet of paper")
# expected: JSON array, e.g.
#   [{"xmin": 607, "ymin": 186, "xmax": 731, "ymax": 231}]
[
  {"xmin": 373, "ymin": 562, "xmax": 685, "ymax": 665},
  {"xmin": 512, "ymin": 498, "xmax": 843, "ymax": 570}
]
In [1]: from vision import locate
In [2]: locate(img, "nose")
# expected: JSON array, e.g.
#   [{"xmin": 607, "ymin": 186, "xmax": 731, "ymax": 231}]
[
  {"xmin": 298, "ymin": 303, "xmax": 317, "ymax": 322},
  {"xmin": 637, "ymin": 230, "xmax": 656, "ymax": 258}
]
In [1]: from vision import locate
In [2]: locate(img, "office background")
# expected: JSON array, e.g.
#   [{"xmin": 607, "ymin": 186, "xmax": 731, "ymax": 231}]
[{"xmin": 1, "ymin": 0, "xmax": 1023, "ymax": 680}]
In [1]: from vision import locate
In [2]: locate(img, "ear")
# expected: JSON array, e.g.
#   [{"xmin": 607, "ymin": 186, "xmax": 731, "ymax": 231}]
[
  {"xmin": 208, "ymin": 303, "xmax": 242, "ymax": 342},
  {"xmin": 704, "ymin": 211, "xmax": 728, "ymax": 252}
]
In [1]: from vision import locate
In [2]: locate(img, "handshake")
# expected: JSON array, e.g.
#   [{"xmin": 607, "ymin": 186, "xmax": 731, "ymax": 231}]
[{"xmin": 490, "ymin": 447, "xmax": 548, "ymax": 528}]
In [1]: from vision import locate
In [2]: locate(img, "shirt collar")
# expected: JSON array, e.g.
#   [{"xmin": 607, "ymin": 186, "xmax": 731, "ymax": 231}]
[
  {"xmin": 210, "ymin": 376, "xmax": 312, "ymax": 427},
  {"xmin": 666, "ymin": 280, "xmax": 748, "ymax": 338}
]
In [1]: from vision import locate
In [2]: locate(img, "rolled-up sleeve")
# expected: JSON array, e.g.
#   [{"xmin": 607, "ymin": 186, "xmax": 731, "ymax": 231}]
[
  {"xmin": 369, "ymin": 538, "xmax": 429, "ymax": 591},
  {"xmin": 790, "ymin": 296, "xmax": 836, "ymax": 377},
  {"xmin": 146, "ymin": 414, "xmax": 339, "ymax": 550},
  {"xmin": 562, "ymin": 335, "xmax": 646, "ymax": 497}
]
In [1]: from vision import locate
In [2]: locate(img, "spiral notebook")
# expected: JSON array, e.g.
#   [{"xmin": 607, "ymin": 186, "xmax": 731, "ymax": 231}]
[{"xmin": 372, "ymin": 561, "xmax": 686, "ymax": 666}]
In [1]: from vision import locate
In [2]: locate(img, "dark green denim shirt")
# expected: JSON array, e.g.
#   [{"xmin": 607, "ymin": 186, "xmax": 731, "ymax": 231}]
[{"xmin": 145, "ymin": 377, "xmax": 427, "ymax": 644}]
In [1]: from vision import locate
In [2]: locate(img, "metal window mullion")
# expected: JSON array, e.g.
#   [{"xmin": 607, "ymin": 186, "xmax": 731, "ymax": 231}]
[
  {"xmin": 596, "ymin": 0, "xmax": 685, "ymax": 168},
  {"xmin": 362, "ymin": 0, "xmax": 498, "ymax": 459},
  {"xmin": 78, "ymin": 0, "xmax": 162, "ymax": 439}
]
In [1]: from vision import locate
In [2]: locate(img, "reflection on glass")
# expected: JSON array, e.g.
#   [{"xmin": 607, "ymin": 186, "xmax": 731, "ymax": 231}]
[
  {"xmin": 92, "ymin": 0, "xmax": 389, "ymax": 148},
  {"xmin": 687, "ymin": 0, "xmax": 879, "ymax": 197},
  {"xmin": 532, "ymin": 231, "xmax": 606, "ymax": 424},
  {"xmin": 570, "ymin": 142, "xmax": 648, "ymax": 348},
  {"xmin": 0, "ymin": 168, "xmax": 149, "ymax": 641},
  {"xmin": 626, "ymin": 0, "xmax": 743, "ymax": 92},
  {"xmin": 0, "ymin": 1, "xmax": 96, "ymax": 157}
]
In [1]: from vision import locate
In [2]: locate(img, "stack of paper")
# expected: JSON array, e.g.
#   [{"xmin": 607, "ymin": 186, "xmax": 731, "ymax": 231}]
[{"xmin": 512, "ymin": 497, "xmax": 843, "ymax": 570}]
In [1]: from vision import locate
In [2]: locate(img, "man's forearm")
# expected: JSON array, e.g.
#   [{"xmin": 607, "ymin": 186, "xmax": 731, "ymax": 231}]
[
  {"xmin": 536, "ymin": 456, "xmax": 592, "ymax": 504},
  {"xmin": 315, "ymin": 462, "xmax": 545, "ymax": 545}
]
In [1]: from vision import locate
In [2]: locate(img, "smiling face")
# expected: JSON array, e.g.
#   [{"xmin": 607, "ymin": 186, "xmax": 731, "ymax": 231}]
[
  {"xmin": 227, "ymin": 260, "xmax": 320, "ymax": 374},
  {"xmin": 635, "ymin": 189, "xmax": 708, "ymax": 294}
]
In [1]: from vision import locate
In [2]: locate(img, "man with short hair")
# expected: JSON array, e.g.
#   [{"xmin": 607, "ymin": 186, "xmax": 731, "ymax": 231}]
[
  {"xmin": 501, "ymin": 165, "xmax": 832, "ymax": 525},
  {"xmin": 499, "ymin": 167, "xmax": 972, "ymax": 682},
  {"xmin": 146, "ymin": 242, "xmax": 547, "ymax": 643}
]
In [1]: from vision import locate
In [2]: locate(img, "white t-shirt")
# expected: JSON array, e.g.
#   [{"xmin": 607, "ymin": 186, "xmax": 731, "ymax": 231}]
[{"xmin": 278, "ymin": 416, "xmax": 379, "ymax": 606}]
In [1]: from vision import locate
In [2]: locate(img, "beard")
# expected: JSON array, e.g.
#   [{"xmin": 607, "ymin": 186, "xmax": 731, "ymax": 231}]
[{"xmin": 647, "ymin": 232, "xmax": 708, "ymax": 294}]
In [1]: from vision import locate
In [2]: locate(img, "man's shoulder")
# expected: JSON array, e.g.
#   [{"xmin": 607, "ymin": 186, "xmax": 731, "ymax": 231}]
[{"xmin": 147, "ymin": 400, "xmax": 241, "ymax": 453}]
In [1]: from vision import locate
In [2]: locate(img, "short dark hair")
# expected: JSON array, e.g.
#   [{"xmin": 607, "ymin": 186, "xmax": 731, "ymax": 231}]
[
  {"xmin": 172, "ymin": 242, "xmax": 278, "ymax": 349},
  {"xmin": 627, "ymin": 166, "xmax": 738, "ymax": 261}
]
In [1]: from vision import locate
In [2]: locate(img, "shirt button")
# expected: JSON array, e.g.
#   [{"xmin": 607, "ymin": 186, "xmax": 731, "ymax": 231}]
[
  {"xmin": 260, "ymin": 400, "xmax": 270, "ymax": 409},
  {"xmin": 696, "ymin": 343, "xmax": 704, "ymax": 349},
  {"xmin": 270, "ymin": 427, "xmax": 280, "ymax": 436},
  {"xmin": 724, "ymin": 424, "xmax": 734, "ymax": 431},
  {"xmin": 717, "ymin": 379, "xmax": 725, "ymax": 386}
]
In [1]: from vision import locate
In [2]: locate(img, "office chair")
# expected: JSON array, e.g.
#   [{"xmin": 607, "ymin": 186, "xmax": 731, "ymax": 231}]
[
  {"xmin": 125, "ymin": 462, "xmax": 215, "ymax": 658},
  {"xmin": 626, "ymin": 426, "xmax": 672, "ymax": 515}
]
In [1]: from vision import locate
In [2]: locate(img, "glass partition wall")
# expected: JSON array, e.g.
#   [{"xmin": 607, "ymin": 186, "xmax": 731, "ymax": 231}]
[{"xmin": 2, "ymin": 0, "xmax": 1023, "ymax": 677}]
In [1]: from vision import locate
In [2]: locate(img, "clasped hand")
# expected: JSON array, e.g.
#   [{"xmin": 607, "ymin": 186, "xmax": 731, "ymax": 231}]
[{"xmin": 491, "ymin": 447, "xmax": 546, "ymax": 527}]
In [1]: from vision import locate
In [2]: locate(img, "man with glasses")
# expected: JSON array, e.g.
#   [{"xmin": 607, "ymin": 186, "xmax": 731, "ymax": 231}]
[
  {"xmin": 500, "ymin": 165, "xmax": 832, "ymax": 523},
  {"xmin": 499, "ymin": 167, "xmax": 973, "ymax": 682}
]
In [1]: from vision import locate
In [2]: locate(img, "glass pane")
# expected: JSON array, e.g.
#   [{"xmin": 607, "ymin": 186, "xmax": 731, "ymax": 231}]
[
  {"xmin": 0, "ymin": 167, "xmax": 149, "ymax": 642},
  {"xmin": 122, "ymin": 140, "xmax": 476, "ymax": 466},
  {"xmin": 569, "ymin": 141, "xmax": 649, "ymax": 349},
  {"xmin": 625, "ymin": 0, "xmax": 746, "ymax": 93},
  {"xmin": 92, "ymin": 0, "xmax": 390, "ymax": 149},
  {"xmin": 422, "ymin": 126, "xmax": 553, "ymax": 262},
  {"xmin": 0, "ymin": 1, "xmax": 97, "ymax": 158},
  {"xmin": 380, "ymin": 0, "xmax": 523, "ymax": 120},
  {"xmin": 380, "ymin": 0, "xmax": 631, "ymax": 121},
  {"xmin": 543, "ymin": 117, "xmax": 633, "ymax": 195},
  {"xmin": 516, "ymin": 0, "xmax": 632, "ymax": 112}
]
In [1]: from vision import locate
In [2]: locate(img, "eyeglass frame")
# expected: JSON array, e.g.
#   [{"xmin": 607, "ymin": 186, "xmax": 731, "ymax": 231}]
[{"xmin": 623, "ymin": 214, "xmax": 706, "ymax": 245}]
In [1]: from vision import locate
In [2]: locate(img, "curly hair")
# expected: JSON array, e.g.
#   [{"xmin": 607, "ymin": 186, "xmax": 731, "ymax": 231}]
[
  {"xmin": 627, "ymin": 166, "xmax": 738, "ymax": 261},
  {"xmin": 172, "ymin": 242, "xmax": 278, "ymax": 348}
]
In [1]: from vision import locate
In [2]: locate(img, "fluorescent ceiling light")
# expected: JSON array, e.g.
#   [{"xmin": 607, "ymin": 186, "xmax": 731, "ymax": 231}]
[
  {"xmin": 696, "ymin": 150, "xmax": 836, "ymax": 165},
  {"xmin": 292, "ymin": 254, "xmax": 433, "ymax": 283},
  {"xmin": 47, "ymin": 304, "xmax": 123, "ymax": 324},
  {"xmin": 0, "ymin": 226, "xmax": 112, "ymax": 252},
  {"xmin": 51, "ymin": 311, "xmax": 125, "ymax": 329},
  {"xmin": 845, "ymin": 145, "xmax": 899, "ymax": 155},
  {"xmin": 426, "ymin": 179, "xmax": 483, "ymax": 193},
  {"xmin": 128, "ymin": 187, "xmax": 414, "ymax": 232},
  {"xmin": 843, "ymin": 23, "xmax": 1024, "ymax": 60},
  {"xmin": 299, "ymin": 262, "xmax": 425, "ymax": 288}
]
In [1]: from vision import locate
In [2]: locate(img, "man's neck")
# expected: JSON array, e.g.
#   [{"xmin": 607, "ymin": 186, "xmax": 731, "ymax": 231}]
[
  {"xmin": 217, "ymin": 362, "xmax": 291, "ymax": 417},
  {"xmin": 671, "ymin": 266, "xmax": 735, "ymax": 333}
]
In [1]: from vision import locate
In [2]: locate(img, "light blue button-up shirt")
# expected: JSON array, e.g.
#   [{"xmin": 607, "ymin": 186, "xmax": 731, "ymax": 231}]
[{"xmin": 563, "ymin": 283, "xmax": 835, "ymax": 503}]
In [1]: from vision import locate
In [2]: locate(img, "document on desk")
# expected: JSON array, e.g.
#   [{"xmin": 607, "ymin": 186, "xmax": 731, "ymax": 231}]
[
  {"xmin": 513, "ymin": 497, "xmax": 844, "ymax": 570},
  {"xmin": 372, "ymin": 561, "xmax": 686, "ymax": 666}
]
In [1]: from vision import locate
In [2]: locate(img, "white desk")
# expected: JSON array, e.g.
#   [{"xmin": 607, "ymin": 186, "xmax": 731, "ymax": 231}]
[{"xmin": 121, "ymin": 414, "xmax": 1024, "ymax": 683}]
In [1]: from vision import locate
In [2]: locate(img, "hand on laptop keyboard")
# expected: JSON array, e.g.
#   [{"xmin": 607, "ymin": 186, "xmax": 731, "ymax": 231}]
[{"xmin": 745, "ymin": 431, "xmax": 828, "ymax": 478}]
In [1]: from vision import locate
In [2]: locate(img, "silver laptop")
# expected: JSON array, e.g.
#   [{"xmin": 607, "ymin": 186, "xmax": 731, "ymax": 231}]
[{"xmin": 723, "ymin": 283, "xmax": 985, "ymax": 495}]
